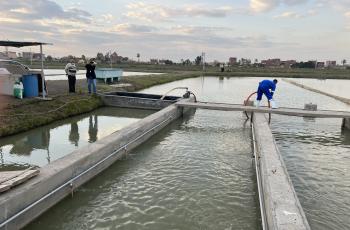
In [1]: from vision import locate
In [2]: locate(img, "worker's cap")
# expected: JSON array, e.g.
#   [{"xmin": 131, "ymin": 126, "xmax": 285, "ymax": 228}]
[{"xmin": 273, "ymin": 79, "xmax": 278, "ymax": 83}]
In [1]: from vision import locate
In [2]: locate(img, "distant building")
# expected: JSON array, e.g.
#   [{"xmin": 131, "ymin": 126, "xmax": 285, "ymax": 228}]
[
  {"xmin": 150, "ymin": 59, "xmax": 158, "ymax": 64},
  {"xmin": 280, "ymin": 60, "xmax": 296, "ymax": 68},
  {"xmin": 316, "ymin": 62, "xmax": 325, "ymax": 68},
  {"xmin": 3, "ymin": 51, "xmax": 17, "ymax": 59},
  {"xmin": 33, "ymin": 53, "xmax": 45, "ymax": 60},
  {"xmin": 261, "ymin": 58, "xmax": 281, "ymax": 68},
  {"xmin": 326, "ymin": 61, "xmax": 336, "ymax": 68},
  {"xmin": 22, "ymin": 52, "xmax": 32, "ymax": 60},
  {"xmin": 229, "ymin": 57, "xmax": 237, "ymax": 65},
  {"xmin": 22, "ymin": 52, "xmax": 45, "ymax": 60},
  {"xmin": 239, "ymin": 58, "xmax": 251, "ymax": 66}
]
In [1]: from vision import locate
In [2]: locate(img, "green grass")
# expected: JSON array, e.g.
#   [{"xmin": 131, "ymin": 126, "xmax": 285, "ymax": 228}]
[{"xmin": 0, "ymin": 94, "xmax": 103, "ymax": 137}]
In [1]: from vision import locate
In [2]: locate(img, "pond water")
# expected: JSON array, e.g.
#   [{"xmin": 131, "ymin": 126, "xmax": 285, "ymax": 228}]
[
  {"xmin": 139, "ymin": 76, "xmax": 350, "ymax": 230},
  {"xmin": 21, "ymin": 77, "xmax": 350, "ymax": 230},
  {"xmin": 36, "ymin": 69, "xmax": 163, "ymax": 81},
  {"xmin": 287, "ymin": 78, "xmax": 350, "ymax": 99},
  {"xmin": 0, "ymin": 107, "xmax": 152, "ymax": 171}
]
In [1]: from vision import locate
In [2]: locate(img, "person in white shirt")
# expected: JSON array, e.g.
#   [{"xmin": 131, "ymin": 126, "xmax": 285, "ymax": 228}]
[{"xmin": 65, "ymin": 60, "xmax": 77, "ymax": 93}]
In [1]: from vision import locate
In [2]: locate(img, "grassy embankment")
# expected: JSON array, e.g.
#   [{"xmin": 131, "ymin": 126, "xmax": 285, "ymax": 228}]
[
  {"xmin": 26, "ymin": 60, "xmax": 350, "ymax": 79},
  {"xmin": 0, "ymin": 72, "xmax": 199, "ymax": 137}
]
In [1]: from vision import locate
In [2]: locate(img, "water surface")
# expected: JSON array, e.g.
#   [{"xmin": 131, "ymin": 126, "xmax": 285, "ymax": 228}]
[
  {"xmin": 36, "ymin": 69, "xmax": 163, "ymax": 81},
  {"xmin": 287, "ymin": 78, "xmax": 350, "ymax": 99},
  {"xmin": 23, "ymin": 76, "xmax": 350, "ymax": 230},
  {"xmin": 140, "ymin": 76, "xmax": 350, "ymax": 230},
  {"xmin": 26, "ymin": 77, "xmax": 262, "ymax": 230},
  {"xmin": 0, "ymin": 107, "xmax": 152, "ymax": 170}
]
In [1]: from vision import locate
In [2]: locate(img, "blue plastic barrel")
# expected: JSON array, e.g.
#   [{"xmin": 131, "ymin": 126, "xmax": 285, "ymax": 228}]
[{"xmin": 22, "ymin": 74, "xmax": 39, "ymax": 98}]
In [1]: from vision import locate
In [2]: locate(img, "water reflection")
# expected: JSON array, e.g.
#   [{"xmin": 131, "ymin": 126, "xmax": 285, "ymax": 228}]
[
  {"xmin": 0, "ymin": 107, "xmax": 152, "ymax": 170},
  {"xmin": 88, "ymin": 115, "xmax": 98, "ymax": 143},
  {"xmin": 340, "ymin": 128, "xmax": 350, "ymax": 145},
  {"xmin": 69, "ymin": 122, "xmax": 79, "ymax": 146}
]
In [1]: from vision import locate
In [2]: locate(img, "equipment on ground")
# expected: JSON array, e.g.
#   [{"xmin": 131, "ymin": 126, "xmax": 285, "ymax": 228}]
[{"xmin": 13, "ymin": 81, "xmax": 23, "ymax": 99}]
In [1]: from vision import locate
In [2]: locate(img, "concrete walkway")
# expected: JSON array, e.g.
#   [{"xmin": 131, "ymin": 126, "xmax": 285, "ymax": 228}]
[
  {"xmin": 176, "ymin": 101, "xmax": 350, "ymax": 118},
  {"xmin": 253, "ymin": 113, "xmax": 310, "ymax": 230}
]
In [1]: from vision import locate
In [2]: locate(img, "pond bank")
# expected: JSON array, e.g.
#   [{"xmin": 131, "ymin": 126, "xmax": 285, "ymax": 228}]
[{"xmin": 0, "ymin": 72, "xmax": 199, "ymax": 138}]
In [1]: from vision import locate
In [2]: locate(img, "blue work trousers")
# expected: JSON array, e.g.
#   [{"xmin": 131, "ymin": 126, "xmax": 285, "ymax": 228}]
[
  {"xmin": 88, "ymin": 78, "xmax": 96, "ymax": 94},
  {"xmin": 257, "ymin": 87, "xmax": 273, "ymax": 101}
]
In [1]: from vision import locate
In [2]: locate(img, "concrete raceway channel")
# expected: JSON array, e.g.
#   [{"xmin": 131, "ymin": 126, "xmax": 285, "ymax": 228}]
[{"xmin": 0, "ymin": 96, "xmax": 310, "ymax": 230}]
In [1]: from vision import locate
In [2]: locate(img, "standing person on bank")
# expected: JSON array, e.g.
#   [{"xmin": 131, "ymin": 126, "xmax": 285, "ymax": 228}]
[
  {"xmin": 85, "ymin": 59, "xmax": 97, "ymax": 94},
  {"xmin": 254, "ymin": 79, "xmax": 278, "ymax": 108},
  {"xmin": 65, "ymin": 59, "xmax": 77, "ymax": 93}
]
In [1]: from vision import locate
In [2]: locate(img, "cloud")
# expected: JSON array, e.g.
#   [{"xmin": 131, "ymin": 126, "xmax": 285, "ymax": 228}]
[
  {"xmin": 171, "ymin": 26, "xmax": 233, "ymax": 35},
  {"xmin": 274, "ymin": 11, "xmax": 303, "ymax": 18},
  {"xmin": 125, "ymin": 2, "xmax": 234, "ymax": 22},
  {"xmin": 111, "ymin": 23, "xmax": 158, "ymax": 34},
  {"xmin": 0, "ymin": 0, "xmax": 92, "ymax": 23},
  {"xmin": 250, "ymin": 0, "xmax": 309, "ymax": 12},
  {"xmin": 250, "ymin": 0, "xmax": 279, "ymax": 12},
  {"xmin": 274, "ymin": 10, "xmax": 316, "ymax": 19}
]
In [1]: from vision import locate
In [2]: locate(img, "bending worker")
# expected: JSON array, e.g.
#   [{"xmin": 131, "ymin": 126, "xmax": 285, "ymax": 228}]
[{"xmin": 255, "ymin": 79, "xmax": 278, "ymax": 108}]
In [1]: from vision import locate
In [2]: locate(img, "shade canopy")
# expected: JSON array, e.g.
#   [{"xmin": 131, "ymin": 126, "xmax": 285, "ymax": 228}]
[{"xmin": 0, "ymin": 41, "xmax": 52, "ymax": 48}]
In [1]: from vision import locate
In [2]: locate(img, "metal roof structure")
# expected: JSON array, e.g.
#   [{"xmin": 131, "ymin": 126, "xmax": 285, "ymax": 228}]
[
  {"xmin": 0, "ymin": 40, "xmax": 53, "ymax": 98},
  {"xmin": 0, "ymin": 41, "xmax": 52, "ymax": 48}
]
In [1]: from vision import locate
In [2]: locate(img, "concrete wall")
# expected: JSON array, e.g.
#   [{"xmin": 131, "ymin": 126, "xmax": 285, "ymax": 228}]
[
  {"xmin": 0, "ymin": 98, "xmax": 193, "ymax": 230},
  {"xmin": 102, "ymin": 95, "xmax": 177, "ymax": 110},
  {"xmin": 253, "ymin": 113, "xmax": 310, "ymax": 230}
]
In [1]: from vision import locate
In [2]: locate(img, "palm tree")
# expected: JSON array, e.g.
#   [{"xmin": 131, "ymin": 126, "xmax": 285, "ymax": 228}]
[{"xmin": 137, "ymin": 53, "xmax": 140, "ymax": 62}]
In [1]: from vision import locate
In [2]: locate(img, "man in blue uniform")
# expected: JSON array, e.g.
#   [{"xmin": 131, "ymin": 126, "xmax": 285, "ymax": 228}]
[{"xmin": 255, "ymin": 79, "xmax": 278, "ymax": 108}]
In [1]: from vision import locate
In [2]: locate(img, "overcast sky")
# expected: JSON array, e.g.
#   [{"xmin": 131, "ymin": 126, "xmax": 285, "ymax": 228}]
[{"xmin": 0, "ymin": 0, "xmax": 349, "ymax": 62}]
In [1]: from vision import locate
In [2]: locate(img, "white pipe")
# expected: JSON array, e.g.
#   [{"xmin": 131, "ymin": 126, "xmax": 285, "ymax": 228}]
[{"xmin": 160, "ymin": 87, "xmax": 188, "ymax": 100}]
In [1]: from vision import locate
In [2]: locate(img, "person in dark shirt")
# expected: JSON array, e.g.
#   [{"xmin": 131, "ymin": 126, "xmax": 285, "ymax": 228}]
[
  {"xmin": 85, "ymin": 60, "xmax": 97, "ymax": 94},
  {"xmin": 255, "ymin": 79, "xmax": 278, "ymax": 108}
]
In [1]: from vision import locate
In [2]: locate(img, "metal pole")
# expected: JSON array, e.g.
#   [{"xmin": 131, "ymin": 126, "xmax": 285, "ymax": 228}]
[
  {"xmin": 30, "ymin": 48, "xmax": 32, "ymax": 66},
  {"xmin": 40, "ymin": 44, "xmax": 45, "ymax": 98},
  {"xmin": 110, "ymin": 50, "xmax": 112, "ymax": 68},
  {"xmin": 202, "ymin": 52, "xmax": 205, "ymax": 72}
]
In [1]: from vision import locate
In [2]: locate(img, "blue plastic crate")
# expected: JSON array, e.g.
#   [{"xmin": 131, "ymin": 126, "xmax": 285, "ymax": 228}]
[{"xmin": 95, "ymin": 68, "xmax": 123, "ymax": 83}]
